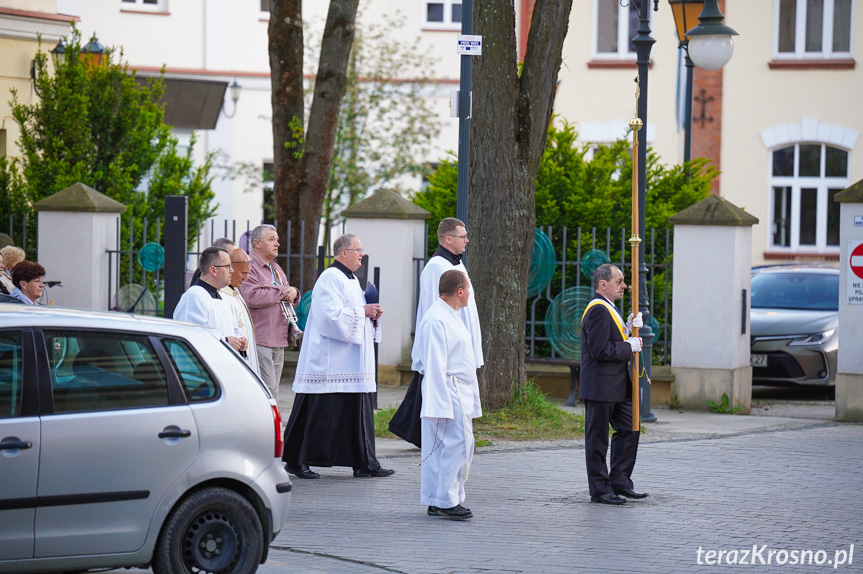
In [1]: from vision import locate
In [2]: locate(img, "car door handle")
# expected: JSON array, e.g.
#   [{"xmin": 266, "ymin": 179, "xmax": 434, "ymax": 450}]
[
  {"xmin": 0, "ymin": 438, "xmax": 33, "ymax": 450},
  {"xmin": 158, "ymin": 429, "xmax": 192, "ymax": 439}
]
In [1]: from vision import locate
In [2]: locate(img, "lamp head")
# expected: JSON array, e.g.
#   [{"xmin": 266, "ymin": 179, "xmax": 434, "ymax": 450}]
[
  {"xmin": 684, "ymin": 0, "xmax": 738, "ymax": 70},
  {"xmin": 668, "ymin": 0, "xmax": 705, "ymax": 44}
]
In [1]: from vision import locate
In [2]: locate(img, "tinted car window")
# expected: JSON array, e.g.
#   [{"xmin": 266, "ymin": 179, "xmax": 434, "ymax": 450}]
[
  {"xmin": 0, "ymin": 331, "xmax": 22, "ymax": 418},
  {"xmin": 45, "ymin": 331, "xmax": 169, "ymax": 413},
  {"xmin": 751, "ymin": 272, "xmax": 839, "ymax": 311},
  {"xmin": 163, "ymin": 338, "xmax": 220, "ymax": 402}
]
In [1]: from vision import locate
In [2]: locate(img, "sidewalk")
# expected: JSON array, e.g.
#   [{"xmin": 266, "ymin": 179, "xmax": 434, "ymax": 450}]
[{"xmin": 277, "ymin": 380, "xmax": 837, "ymax": 446}]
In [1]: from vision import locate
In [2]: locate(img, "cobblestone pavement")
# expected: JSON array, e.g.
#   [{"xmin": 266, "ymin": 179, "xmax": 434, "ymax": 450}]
[
  {"xmin": 254, "ymin": 423, "xmax": 862, "ymax": 574},
  {"xmin": 105, "ymin": 387, "xmax": 862, "ymax": 573}
]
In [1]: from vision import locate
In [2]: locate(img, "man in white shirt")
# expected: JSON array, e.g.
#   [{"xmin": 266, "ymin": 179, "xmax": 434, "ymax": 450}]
[
  {"xmin": 412, "ymin": 270, "xmax": 482, "ymax": 521},
  {"xmin": 220, "ymin": 248, "xmax": 259, "ymax": 375},
  {"xmin": 173, "ymin": 246, "xmax": 247, "ymax": 354}
]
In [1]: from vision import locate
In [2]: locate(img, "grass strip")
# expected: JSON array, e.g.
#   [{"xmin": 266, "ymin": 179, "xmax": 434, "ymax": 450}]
[{"xmin": 373, "ymin": 380, "xmax": 584, "ymax": 444}]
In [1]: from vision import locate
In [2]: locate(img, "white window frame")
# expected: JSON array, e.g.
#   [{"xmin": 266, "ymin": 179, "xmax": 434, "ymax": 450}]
[
  {"xmin": 591, "ymin": 0, "xmax": 646, "ymax": 60},
  {"xmin": 121, "ymin": 0, "xmax": 165, "ymax": 11},
  {"xmin": 768, "ymin": 143, "xmax": 847, "ymax": 253},
  {"xmin": 773, "ymin": 0, "xmax": 855, "ymax": 59},
  {"xmin": 424, "ymin": 0, "xmax": 462, "ymax": 30}
]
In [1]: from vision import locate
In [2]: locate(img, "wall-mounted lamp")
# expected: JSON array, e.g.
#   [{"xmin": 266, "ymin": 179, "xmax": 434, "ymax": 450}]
[{"xmin": 221, "ymin": 80, "xmax": 242, "ymax": 118}]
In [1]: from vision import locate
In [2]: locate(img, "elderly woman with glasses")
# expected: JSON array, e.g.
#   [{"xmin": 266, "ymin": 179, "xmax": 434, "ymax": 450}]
[{"xmin": 2, "ymin": 260, "xmax": 47, "ymax": 305}]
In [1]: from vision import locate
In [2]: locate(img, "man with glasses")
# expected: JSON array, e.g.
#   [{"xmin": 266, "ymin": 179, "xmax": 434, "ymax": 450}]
[
  {"xmin": 390, "ymin": 217, "xmax": 484, "ymax": 447},
  {"xmin": 282, "ymin": 233, "xmax": 394, "ymax": 480},
  {"xmin": 174, "ymin": 246, "xmax": 248, "ymax": 353},
  {"xmin": 240, "ymin": 224, "xmax": 301, "ymax": 401}
]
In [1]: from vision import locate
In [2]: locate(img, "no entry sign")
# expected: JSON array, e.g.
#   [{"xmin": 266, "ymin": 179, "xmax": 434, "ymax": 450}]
[{"xmin": 848, "ymin": 240, "xmax": 863, "ymax": 304}]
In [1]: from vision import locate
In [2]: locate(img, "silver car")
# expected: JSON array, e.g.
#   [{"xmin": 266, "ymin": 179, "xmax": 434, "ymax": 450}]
[
  {"xmin": 750, "ymin": 266, "xmax": 839, "ymax": 393},
  {"xmin": 0, "ymin": 305, "xmax": 291, "ymax": 573}
]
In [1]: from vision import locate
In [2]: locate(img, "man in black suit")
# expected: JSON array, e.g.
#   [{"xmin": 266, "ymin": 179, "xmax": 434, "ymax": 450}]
[{"xmin": 580, "ymin": 263, "xmax": 646, "ymax": 505}]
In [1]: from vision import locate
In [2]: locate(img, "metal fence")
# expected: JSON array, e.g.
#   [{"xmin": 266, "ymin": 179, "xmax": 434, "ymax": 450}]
[
  {"xmin": 525, "ymin": 226, "xmax": 673, "ymax": 365},
  {"xmin": 4, "ymin": 214, "xmax": 37, "ymax": 259},
  {"xmin": 106, "ymin": 217, "xmax": 345, "ymax": 315},
  {"xmin": 410, "ymin": 226, "xmax": 673, "ymax": 365}
]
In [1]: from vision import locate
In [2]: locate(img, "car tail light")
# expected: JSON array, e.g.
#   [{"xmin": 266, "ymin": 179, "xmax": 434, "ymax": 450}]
[{"xmin": 272, "ymin": 405, "xmax": 285, "ymax": 458}]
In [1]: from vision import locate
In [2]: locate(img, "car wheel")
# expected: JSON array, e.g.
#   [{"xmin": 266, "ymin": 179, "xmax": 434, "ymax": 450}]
[{"xmin": 153, "ymin": 486, "xmax": 263, "ymax": 574}]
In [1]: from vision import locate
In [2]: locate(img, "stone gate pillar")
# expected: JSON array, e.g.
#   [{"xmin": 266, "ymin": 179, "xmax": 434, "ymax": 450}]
[
  {"xmin": 834, "ymin": 180, "xmax": 863, "ymax": 422},
  {"xmin": 669, "ymin": 195, "xmax": 758, "ymax": 413},
  {"xmin": 34, "ymin": 183, "xmax": 125, "ymax": 310},
  {"xmin": 342, "ymin": 190, "xmax": 430, "ymax": 385}
]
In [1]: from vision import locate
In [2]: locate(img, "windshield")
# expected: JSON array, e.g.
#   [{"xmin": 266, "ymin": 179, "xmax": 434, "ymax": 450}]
[{"xmin": 751, "ymin": 272, "xmax": 838, "ymax": 311}]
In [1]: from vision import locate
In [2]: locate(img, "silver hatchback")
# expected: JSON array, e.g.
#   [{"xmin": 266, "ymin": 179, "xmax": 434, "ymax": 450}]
[{"xmin": 0, "ymin": 305, "xmax": 291, "ymax": 573}]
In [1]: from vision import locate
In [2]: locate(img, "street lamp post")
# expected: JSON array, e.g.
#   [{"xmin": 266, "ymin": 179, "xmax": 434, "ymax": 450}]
[
  {"xmin": 631, "ymin": 0, "xmax": 737, "ymax": 422},
  {"xmin": 456, "ymin": 0, "xmax": 474, "ymax": 239},
  {"xmin": 669, "ymin": 0, "xmax": 704, "ymax": 168}
]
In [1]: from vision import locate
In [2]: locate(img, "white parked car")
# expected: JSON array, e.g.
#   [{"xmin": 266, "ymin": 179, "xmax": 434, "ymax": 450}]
[{"xmin": 0, "ymin": 305, "xmax": 291, "ymax": 573}]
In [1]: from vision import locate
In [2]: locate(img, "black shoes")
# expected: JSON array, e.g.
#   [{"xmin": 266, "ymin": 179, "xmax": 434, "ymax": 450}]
[
  {"xmin": 353, "ymin": 467, "xmax": 395, "ymax": 478},
  {"xmin": 590, "ymin": 492, "xmax": 627, "ymax": 505},
  {"xmin": 614, "ymin": 488, "xmax": 649, "ymax": 499},
  {"xmin": 286, "ymin": 463, "xmax": 320, "ymax": 479},
  {"xmin": 428, "ymin": 505, "xmax": 473, "ymax": 520}
]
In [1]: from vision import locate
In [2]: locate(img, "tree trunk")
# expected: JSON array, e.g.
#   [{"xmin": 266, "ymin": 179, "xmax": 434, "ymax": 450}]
[
  {"xmin": 469, "ymin": 0, "xmax": 572, "ymax": 410},
  {"xmin": 269, "ymin": 0, "xmax": 359, "ymax": 288}
]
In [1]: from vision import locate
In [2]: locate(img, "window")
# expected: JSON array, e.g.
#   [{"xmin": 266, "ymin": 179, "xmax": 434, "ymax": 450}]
[
  {"xmin": 425, "ymin": 0, "xmax": 462, "ymax": 29},
  {"xmin": 769, "ymin": 143, "xmax": 848, "ymax": 252},
  {"xmin": 163, "ymin": 339, "xmax": 220, "ymax": 402},
  {"xmin": 593, "ymin": 0, "xmax": 639, "ymax": 59},
  {"xmin": 121, "ymin": 0, "xmax": 163, "ymax": 8},
  {"xmin": 46, "ymin": 331, "xmax": 169, "ymax": 413},
  {"xmin": 0, "ymin": 332, "xmax": 22, "ymax": 418},
  {"xmin": 775, "ymin": 0, "xmax": 853, "ymax": 58}
]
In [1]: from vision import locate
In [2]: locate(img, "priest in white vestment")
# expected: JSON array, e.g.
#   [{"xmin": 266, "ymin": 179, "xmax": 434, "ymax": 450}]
[
  {"xmin": 173, "ymin": 246, "xmax": 247, "ymax": 354},
  {"xmin": 219, "ymin": 248, "xmax": 260, "ymax": 376},
  {"xmin": 390, "ymin": 217, "xmax": 483, "ymax": 447},
  {"xmin": 282, "ymin": 234, "xmax": 394, "ymax": 480},
  {"xmin": 413, "ymin": 270, "xmax": 482, "ymax": 521}
]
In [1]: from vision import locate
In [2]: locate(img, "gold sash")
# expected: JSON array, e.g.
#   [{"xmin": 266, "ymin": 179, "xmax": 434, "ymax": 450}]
[{"xmin": 581, "ymin": 299, "xmax": 628, "ymax": 341}]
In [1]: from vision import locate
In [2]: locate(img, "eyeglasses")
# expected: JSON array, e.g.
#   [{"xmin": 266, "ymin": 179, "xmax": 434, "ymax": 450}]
[
  {"xmin": 448, "ymin": 234, "xmax": 469, "ymax": 240},
  {"xmin": 212, "ymin": 264, "xmax": 233, "ymax": 269},
  {"xmin": 343, "ymin": 248, "xmax": 365, "ymax": 255}
]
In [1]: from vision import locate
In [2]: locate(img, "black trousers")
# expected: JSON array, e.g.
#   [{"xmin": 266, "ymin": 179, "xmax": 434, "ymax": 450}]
[{"xmin": 583, "ymin": 398, "xmax": 640, "ymax": 497}]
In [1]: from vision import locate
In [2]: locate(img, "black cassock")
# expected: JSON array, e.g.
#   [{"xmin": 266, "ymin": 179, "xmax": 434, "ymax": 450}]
[{"xmin": 283, "ymin": 392, "xmax": 382, "ymax": 472}]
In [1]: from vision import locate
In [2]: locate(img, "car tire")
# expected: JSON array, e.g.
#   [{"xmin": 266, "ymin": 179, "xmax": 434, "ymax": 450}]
[{"xmin": 152, "ymin": 486, "xmax": 263, "ymax": 574}]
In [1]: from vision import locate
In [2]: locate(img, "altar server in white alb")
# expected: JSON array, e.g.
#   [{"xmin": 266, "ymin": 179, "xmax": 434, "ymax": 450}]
[
  {"xmin": 173, "ymin": 246, "xmax": 248, "ymax": 354},
  {"xmin": 416, "ymin": 218, "xmax": 483, "ymax": 368},
  {"xmin": 413, "ymin": 270, "xmax": 482, "ymax": 521},
  {"xmin": 389, "ymin": 217, "xmax": 483, "ymax": 447},
  {"xmin": 282, "ymin": 234, "xmax": 394, "ymax": 480}
]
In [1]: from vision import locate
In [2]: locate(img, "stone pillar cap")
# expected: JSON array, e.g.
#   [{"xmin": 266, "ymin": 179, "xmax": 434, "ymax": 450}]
[
  {"xmin": 341, "ymin": 189, "xmax": 430, "ymax": 220},
  {"xmin": 669, "ymin": 193, "xmax": 758, "ymax": 226},
  {"xmin": 33, "ymin": 182, "xmax": 127, "ymax": 213},
  {"xmin": 834, "ymin": 179, "xmax": 863, "ymax": 203}
]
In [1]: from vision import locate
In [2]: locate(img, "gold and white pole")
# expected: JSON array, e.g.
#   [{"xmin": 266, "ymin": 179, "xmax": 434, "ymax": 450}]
[{"xmin": 629, "ymin": 78, "xmax": 643, "ymax": 432}]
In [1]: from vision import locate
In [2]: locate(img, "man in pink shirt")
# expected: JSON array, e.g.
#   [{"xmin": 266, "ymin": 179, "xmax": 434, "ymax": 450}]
[{"xmin": 239, "ymin": 224, "xmax": 301, "ymax": 400}]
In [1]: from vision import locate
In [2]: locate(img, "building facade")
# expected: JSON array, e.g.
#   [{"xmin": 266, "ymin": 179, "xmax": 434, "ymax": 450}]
[{"xmin": 2, "ymin": 0, "xmax": 859, "ymax": 267}]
